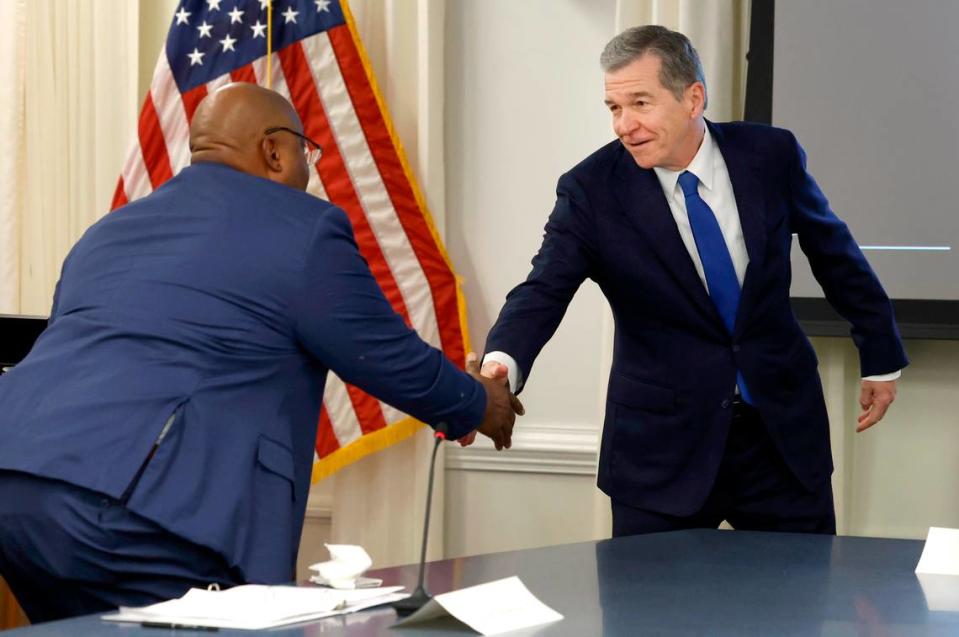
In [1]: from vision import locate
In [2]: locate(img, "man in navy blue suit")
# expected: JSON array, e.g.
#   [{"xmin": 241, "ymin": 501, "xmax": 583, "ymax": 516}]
[
  {"xmin": 478, "ymin": 26, "xmax": 907, "ymax": 537},
  {"xmin": 0, "ymin": 83, "xmax": 518, "ymax": 622}
]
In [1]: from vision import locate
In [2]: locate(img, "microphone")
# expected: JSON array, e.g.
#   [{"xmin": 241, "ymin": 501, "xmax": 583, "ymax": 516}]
[{"xmin": 391, "ymin": 422, "xmax": 448, "ymax": 616}]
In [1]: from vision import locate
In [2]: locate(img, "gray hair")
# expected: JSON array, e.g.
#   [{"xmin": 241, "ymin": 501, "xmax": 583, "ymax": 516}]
[{"xmin": 600, "ymin": 25, "xmax": 707, "ymax": 107}]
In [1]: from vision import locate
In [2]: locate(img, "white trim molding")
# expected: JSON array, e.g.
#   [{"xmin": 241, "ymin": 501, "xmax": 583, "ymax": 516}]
[{"xmin": 445, "ymin": 421, "xmax": 600, "ymax": 475}]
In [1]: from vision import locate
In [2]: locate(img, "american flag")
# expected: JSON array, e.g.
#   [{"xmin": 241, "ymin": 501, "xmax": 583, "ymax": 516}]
[{"xmin": 112, "ymin": 0, "xmax": 469, "ymax": 480}]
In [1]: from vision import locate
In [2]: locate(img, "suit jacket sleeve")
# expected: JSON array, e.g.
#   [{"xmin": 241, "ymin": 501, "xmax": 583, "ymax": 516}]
[
  {"xmin": 291, "ymin": 207, "xmax": 486, "ymax": 439},
  {"xmin": 48, "ymin": 247, "xmax": 76, "ymax": 327},
  {"xmin": 485, "ymin": 172, "xmax": 598, "ymax": 392},
  {"xmin": 48, "ymin": 280, "xmax": 62, "ymax": 328},
  {"xmin": 787, "ymin": 133, "xmax": 908, "ymax": 376}
]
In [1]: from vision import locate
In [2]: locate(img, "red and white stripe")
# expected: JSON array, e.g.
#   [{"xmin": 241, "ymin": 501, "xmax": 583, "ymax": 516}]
[
  {"xmin": 302, "ymin": 33, "xmax": 442, "ymax": 350},
  {"xmin": 150, "ymin": 55, "xmax": 192, "ymax": 175}
]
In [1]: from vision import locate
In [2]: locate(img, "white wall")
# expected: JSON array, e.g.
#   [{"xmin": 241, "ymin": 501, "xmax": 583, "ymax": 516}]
[
  {"xmin": 445, "ymin": 0, "xmax": 616, "ymax": 415},
  {"xmin": 442, "ymin": 0, "xmax": 618, "ymax": 554}
]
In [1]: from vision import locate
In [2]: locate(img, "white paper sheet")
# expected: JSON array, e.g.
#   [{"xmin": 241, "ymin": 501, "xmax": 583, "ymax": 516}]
[
  {"xmin": 102, "ymin": 584, "xmax": 406, "ymax": 630},
  {"xmin": 309, "ymin": 544, "xmax": 381, "ymax": 589},
  {"xmin": 394, "ymin": 576, "xmax": 563, "ymax": 636},
  {"xmin": 916, "ymin": 527, "xmax": 959, "ymax": 575},
  {"xmin": 917, "ymin": 573, "xmax": 959, "ymax": 612}
]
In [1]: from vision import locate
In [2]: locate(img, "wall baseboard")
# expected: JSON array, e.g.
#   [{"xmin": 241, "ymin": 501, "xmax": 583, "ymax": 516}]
[{"xmin": 446, "ymin": 421, "xmax": 599, "ymax": 475}]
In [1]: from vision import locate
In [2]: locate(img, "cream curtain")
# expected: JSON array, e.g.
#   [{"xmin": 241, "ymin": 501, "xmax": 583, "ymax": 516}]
[
  {"xmin": 327, "ymin": 0, "xmax": 449, "ymax": 569},
  {"xmin": 614, "ymin": 0, "xmax": 751, "ymax": 122},
  {"xmin": 0, "ymin": 0, "xmax": 24, "ymax": 315},
  {"xmin": 0, "ymin": 0, "xmax": 140, "ymax": 623},
  {"xmin": 0, "ymin": 0, "xmax": 139, "ymax": 317}
]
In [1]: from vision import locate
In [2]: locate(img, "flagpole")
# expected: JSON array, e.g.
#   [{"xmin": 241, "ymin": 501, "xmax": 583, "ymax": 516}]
[{"xmin": 266, "ymin": 0, "xmax": 273, "ymax": 87}]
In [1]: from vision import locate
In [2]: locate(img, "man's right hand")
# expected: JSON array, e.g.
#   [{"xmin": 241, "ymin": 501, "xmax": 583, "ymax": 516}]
[
  {"xmin": 465, "ymin": 353, "xmax": 519, "ymax": 450},
  {"xmin": 482, "ymin": 359, "xmax": 524, "ymax": 419}
]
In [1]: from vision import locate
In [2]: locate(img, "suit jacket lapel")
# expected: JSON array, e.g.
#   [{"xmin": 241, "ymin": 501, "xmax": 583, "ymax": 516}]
[
  {"xmin": 709, "ymin": 123, "xmax": 768, "ymax": 336},
  {"xmin": 612, "ymin": 149, "xmax": 721, "ymax": 326}
]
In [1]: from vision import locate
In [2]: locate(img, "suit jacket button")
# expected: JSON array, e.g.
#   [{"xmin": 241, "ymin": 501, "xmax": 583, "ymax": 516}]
[{"xmin": 721, "ymin": 399, "xmax": 731, "ymax": 409}]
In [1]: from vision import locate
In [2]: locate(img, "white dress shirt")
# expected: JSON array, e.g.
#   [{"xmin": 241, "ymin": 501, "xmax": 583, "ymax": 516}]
[{"xmin": 486, "ymin": 129, "xmax": 899, "ymax": 390}]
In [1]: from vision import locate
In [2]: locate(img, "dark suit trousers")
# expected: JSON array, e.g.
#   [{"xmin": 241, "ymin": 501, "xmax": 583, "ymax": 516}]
[
  {"xmin": 0, "ymin": 470, "xmax": 243, "ymax": 623},
  {"xmin": 611, "ymin": 401, "xmax": 836, "ymax": 536}
]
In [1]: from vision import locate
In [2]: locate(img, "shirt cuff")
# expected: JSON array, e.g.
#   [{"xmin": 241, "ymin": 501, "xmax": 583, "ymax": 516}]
[
  {"xmin": 482, "ymin": 351, "xmax": 522, "ymax": 392},
  {"xmin": 862, "ymin": 370, "xmax": 901, "ymax": 382}
]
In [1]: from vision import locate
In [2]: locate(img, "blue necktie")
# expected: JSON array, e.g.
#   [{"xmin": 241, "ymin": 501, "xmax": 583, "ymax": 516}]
[{"xmin": 678, "ymin": 171, "xmax": 752, "ymax": 404}]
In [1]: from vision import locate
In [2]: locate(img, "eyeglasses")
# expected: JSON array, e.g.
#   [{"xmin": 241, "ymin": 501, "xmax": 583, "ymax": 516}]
[{"xmin": 264, "ymin": 126, "xmax": 323, "ymax": 164}]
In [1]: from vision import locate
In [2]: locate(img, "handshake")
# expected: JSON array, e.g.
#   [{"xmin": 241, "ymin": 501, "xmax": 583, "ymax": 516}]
[{"xmin": 461, "ymin": 352, "xmax": 525, "ymax": 450}]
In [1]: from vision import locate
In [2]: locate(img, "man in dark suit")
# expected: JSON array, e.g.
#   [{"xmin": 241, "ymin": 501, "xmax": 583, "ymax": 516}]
[
  {"xmin": 0, "ymin": 83, "xmax": 517, "ymax": 622},
  {"xmin": 478, "ymin": 26, "xmax": 906, "ymax": 536}
]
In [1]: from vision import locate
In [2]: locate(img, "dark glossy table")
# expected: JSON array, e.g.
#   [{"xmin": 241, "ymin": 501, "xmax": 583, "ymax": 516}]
[{"xmin": 9, "ymin": 529, "xmax": 959, "ymax": 636}]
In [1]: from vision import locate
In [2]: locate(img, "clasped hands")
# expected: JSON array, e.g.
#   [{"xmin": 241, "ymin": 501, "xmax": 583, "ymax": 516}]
[{"xmin": 459, "ymin": 352, "xmax": 524, "ymax": 450}]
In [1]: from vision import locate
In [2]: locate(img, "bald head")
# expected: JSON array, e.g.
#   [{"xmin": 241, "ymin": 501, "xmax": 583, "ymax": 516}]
[{"xmin": 190, "ymin": 83, "xmax": 310, "ymax": 190}]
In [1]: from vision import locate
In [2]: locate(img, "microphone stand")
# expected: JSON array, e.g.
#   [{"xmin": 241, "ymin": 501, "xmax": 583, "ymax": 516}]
[{"xmin": 391, "ymin": 423, "xmax": 447, "ymax": 616}]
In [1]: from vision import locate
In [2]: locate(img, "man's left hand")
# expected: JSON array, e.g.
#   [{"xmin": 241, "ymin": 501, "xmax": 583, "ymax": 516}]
[{"xmin": 857, "ymin": 379, "xmax": 897, "ymax": 433}]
